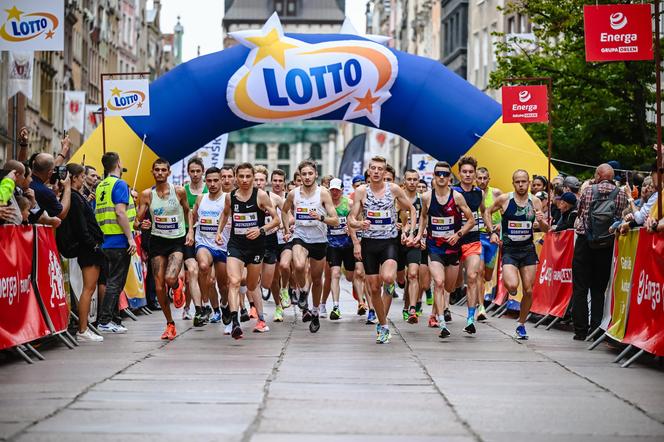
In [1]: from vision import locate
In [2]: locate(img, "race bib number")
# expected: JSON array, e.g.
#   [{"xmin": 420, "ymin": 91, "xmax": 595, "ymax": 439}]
[
  {"xmin": 461, "ymin": 211, "xmax": 481, "ymax": 232},
  {"xmin": 154, "ymin": 215, "xmax": 178, "ymax": 232},
  {"xmin": 329, "ymin": 216, "xmax": 347, "ymax": 235},
  {"xmin": 233, "ymin": 212, "xmax": 258, "ymax": 235},
  {"xmin": 198, "ymin": 216, "xmax": 219, "ymax": 235},
  {"xmin": 295, "ymin": 206, "xmax": 318, "ymax": 226},
  {"xmin": 431, "ymin": 216, "xmax": 455, "ymax": 239},
  {"xmin": 506, "ymin": 220, "xmax": 533, "ymax": 242},
  {"xmin": 366, "ymin": 210, "xmax": 393, "ymax": 231}
]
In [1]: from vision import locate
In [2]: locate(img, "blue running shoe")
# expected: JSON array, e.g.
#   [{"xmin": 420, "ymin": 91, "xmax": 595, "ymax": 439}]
[
  {"xmin": 366, "ymin": 309, "xmax": 377, "ymax": 324},
  {"xmin": 209, "ymin": 312, "xmax": 222, "ymax": 323},
  {"xmin": 376, "ymin": 326, "xmax": 391, "ymax": 344},
  {"xmin": 515, "ymin": 325, "xmax": 529, "ymax": 340}
]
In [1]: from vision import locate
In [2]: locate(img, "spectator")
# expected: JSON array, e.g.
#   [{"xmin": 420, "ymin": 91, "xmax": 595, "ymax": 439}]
[
  {"xmin": 1, "ymin": 160, "xmax": 32, "ymax": 225},
  {"xmin": 552, "ymin": 174, "xmax": 565, "ymax": 188},
  {"xmin": 572, "ymin": 163, "xmax": 628, "ymax": 340},
  {"xmin": 82, "ymin": 165, "xmax": 100, "ymax": 203},
  {"xmin": 550, "ymin": 183, "xmax": 564, "ymax": 222},
  {"xmin": 65, "ymin": 163, "xmax": 105, "ymax": 342},
  {"xmin": 16, "ymin": 196, "xmax": 31, "ymax": 224},
  {"xmin": 95, "ymin": 152, "xmax": 137, "ymax": 334},
  {"xmin": 0, "ymin": 169, "xmax": 17, "ymax": 205},
  {"xmin": 553, "ymin": 192, "xmax": 578, "ymax": 232},
  {"xmin": 29, "ymin": 151, "xmax": 71, "ymax": 221},
  {"xmin": 535, "ymin": 191, "xmax": 549, "ymax": 224},
  {"xmin": 633, "ymin": 177, "xmax": 653, "ymax": 209},
  {"xmin": 563, "ymin": 175, "xmax": 581, "ymax": 195},
  {"xmin": 618, "ymin": 164, "xmax": 660, "ymax": 234},
  {"xmin": 531, "ymin": 175, "xmax": 548, "ymax": 193}
]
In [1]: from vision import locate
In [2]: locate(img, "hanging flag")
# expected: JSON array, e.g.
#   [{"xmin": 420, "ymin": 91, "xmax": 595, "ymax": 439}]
[
  {"xmin": 338, "ymin": 133, "xmax": 366, "ymax": 195},
  {"xmin": 84, "ymin": 104, "xmax": 101, "ymax": 140},
  {"xmin": 502, "ymin": 85, "xmax": 549, "ymax": 124},
  {"xmin": 0, "ymin": 0, "xmax": 64, "ymax": 51},
  {"xmin": 8, "ymin": 51, "xmax": 33, "ymax": 100},
  {"xmin": 102, "ymin": 78, "xmax": 150, "ymax": 116},
  {"xmin": 168, "ymin": 134, "xmax": 229, "ymax": 185},
  {"xmin": 584, "ymin": 4, "xmax": 653, "ymax": 62},
  {"xmin": 64, "ymin": 91, "xmax": 86, "ymax": 133}
]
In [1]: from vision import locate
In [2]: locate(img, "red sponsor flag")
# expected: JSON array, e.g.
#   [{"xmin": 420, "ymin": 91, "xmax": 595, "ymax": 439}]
[
  {"xmin": 621, "ymin": 230, "xmax": 664, "ymax": 356},
  {"xmin": 35, "ymin": 227, "xmax": 70, "ymax": 333},
  {"xmin": 584, "ymin": 4, "xmax": 653, "ymax": 62},
  {"xmin": 531, "ymin": 230, "xmax": 575, "ymax": 317},
  {"xmin": 501, "ymin": 85, "xmax": 549, "ymax": 124},
  {"xmin": 0, "ymin": 226, "xmax": 49, "ymax": 350}
]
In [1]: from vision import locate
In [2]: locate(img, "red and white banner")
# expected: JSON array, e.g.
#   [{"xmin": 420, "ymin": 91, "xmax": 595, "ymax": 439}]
[
  {"xmin": 501, "ymin": 85, "xmax": 549, "ymax": 124},
  {"xmin": 584, "ymin": 4, "xmax": 653, "ymax": 62},
  {"xmin": 531, "ymin": 230, "xmax": 575, "ymax": 317},
  {"xmin": 621, "ymin": 230, "xmax": 664, "ymax": 356},
  {"xmin": 64, "ymin": 90, "xmax": 86, "ymax": 134},
  {"xmin": 34, "ymin": 227, "xmax": 70, "ymax": 333},
  {"xmin": 0, "ymin": 226, "xmax": 49, "ymax": 351}
]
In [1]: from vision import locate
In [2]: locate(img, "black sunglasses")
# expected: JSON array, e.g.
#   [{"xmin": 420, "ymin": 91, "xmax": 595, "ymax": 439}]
[{"xmin": 435, "ymin": 170, "xmax": 451, "ymax": 177}]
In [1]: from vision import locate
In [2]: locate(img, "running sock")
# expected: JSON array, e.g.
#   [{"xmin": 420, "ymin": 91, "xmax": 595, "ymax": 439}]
[
  {"xmin": 195, "ymin": 306, "xmax": 203, "ymax": 315},
  {"xmin": 232, "ymin": 311, "xmax": 240, "ymax": 326},
  {"xmin": 468, "ymin": 306, "xmax": 476, "ymax": 320},
  {"xmin": 437, "ymin": 315, "xmax": 446, "ymax": 327},
  {"xmin": 249, "ymin": 302, "xmax": 255, "ymax": 308},
  {"xmin": 333, "ymin": 303, "xmax": 339, "ymax": 308},
  {"xmin": 167, "ymin": 321, "xmax": 175, "ymax": 326},
  {"xmin": 416, "ymin": 301, "xmax": 422, "ymax": 311},
  {"xmin": 258, "ymin": 313, "xmax": 265, "ymax": 321},
  {"xmin": 213, "ymin": 307, "xmax": 220, "ymax": 314},
  {"xmin": 426, "ymin": 288, "xmax": 432, "ymax": 297},
  {"xmin": 312, "ymin": 306, "xmax": 319, "ymax": 315},
  {"xmin": 409, "ymin": 305, "xmax": 416, "ymax": 312}
]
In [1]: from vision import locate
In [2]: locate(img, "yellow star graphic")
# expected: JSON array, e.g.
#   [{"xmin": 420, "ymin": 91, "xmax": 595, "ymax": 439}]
[
  {"xmin": 110, "ymin": 87, "xmax": 122, "ymax": 97},
  {"xmin": 246, "ymin": 28, "xmax": 297, "ymax": 68},
  {"xmin": 354, "ymin": 90, "xmax": 380, "ymax": 114},
  {"xmin": 45, "ymin": 29, "xmax": 55, "ymax": 39},
  {"xmin": 5, "ymin": 6, "xmax": 23, "ymax": 21}
]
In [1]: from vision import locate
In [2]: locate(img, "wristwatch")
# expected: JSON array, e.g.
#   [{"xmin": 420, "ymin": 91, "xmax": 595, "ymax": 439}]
[
  {"xmin": 259, "ymin": 227, "xmax": 266, "ymax": 236},
  {"xmin": 456, "ymin": 231, "xmax": 463, "ymax": 237}
]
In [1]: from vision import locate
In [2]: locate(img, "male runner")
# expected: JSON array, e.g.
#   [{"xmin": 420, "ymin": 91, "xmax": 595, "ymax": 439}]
[
  {"xmin": 216, "ymin": 163, "xmax": 279, "ymax": 339},
  {"xmin": 348, "ymin": 156, "xmax": 418, "ymax": 343},
  {"xmin": 269, "ymin": 169, "xmax": 293, "ymax": 313},
  {"xmin": 452, "ymin": 156, "xmax": 493, "ymax": 334},
  {"xmin": 485, "ymin": 170, "xmax": 549, "ymax": 340},
  {"xmin": 136, "ymin": 158, "xmax": 192, "ymax": 340},
  {"xmin": 476, "ymin": 166, "xmax": 501, "ymax": 320},
  {"xmin": 282, "ymin": 160, "xmax": 339, "ymax": 333},
  {"xmin": 420, "ymin": 161, "xmax": 476, "ymax": 338}
]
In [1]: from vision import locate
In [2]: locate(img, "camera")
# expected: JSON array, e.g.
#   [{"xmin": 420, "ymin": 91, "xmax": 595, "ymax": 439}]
[{"xmin": 50, "ymin": 166, "xmax": 68, "ymax": 184}]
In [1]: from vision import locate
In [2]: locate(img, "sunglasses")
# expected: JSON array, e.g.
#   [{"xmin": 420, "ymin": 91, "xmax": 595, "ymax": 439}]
[{"xmin": 435, "ymin": 170, "xmax": 451, "ymax": 178}]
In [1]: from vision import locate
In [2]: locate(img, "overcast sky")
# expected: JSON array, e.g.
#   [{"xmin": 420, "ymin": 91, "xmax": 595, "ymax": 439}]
[{"xmin": 159, "ymin": 0, "xmax": 368, "ymax": 62}]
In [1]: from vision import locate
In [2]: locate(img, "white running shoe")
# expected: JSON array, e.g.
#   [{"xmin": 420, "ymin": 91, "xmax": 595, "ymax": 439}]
[
  {"xmin": 76, "ymin": 328, "xmax": 104, "ymax": 342},
  {"xmin": 97, "ymin": 322, "xmax": 127, "ymax": 334},
  {"xmin": 224, "ymin": 323, "xmax": 233, "ymax": 335},
  {"xmin": 182, "ymin": 308, "xmax": 193, "ymax": 320},
  {"xmin": 319, "ymin": 304, "xmax": 327, "ymax": 318}
]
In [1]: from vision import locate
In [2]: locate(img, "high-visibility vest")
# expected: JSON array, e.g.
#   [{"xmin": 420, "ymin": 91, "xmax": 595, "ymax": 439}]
[{"xmin": 95, "ymin": 176, "xmax": 136, "ymax": 236}]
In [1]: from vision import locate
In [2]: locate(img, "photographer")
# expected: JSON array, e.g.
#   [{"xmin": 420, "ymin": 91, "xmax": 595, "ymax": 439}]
[{"xmin": 29, "ymin": 152, "xmax": 71, "ymax": 221}]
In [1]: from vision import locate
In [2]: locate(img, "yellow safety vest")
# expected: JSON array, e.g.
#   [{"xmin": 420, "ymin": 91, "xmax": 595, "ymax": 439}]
[{"xmin": 95, "ymin": 176, "xmax": 136, "ymax": 235}]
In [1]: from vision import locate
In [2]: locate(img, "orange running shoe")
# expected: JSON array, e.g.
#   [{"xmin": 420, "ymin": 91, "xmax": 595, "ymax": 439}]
[
  {"xmin": 249, "ymin": 306, "xmax": 258, "ymax": 320},
  {"xmin": 172, "ymin": 278, "xmax": 185, "ymax": 309},
  {"xmin": 253, "ymin": 320, "xmax": 270, "ymax": 333},
  {"xmin": 428, "ymin": 315, "xmax": 439, "ymax": 328},
  {"xmin": 160, "ymin": 323, "xmax": 177, "ymax": 340}
]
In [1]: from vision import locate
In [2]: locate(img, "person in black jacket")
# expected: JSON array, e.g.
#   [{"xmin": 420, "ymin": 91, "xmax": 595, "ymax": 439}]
[
  {"xmin": 553, "ymin": 192, "xmax": 578, "ymax": 232},
  {"xmin": 66, "ymin": 163, "xmax": 105, "ymax": 343}
]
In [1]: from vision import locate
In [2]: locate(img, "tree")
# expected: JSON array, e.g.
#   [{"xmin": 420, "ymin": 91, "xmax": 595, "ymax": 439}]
[{"xmin": 489, "ymin": 0, "xmax": 657, "ymax": 177}]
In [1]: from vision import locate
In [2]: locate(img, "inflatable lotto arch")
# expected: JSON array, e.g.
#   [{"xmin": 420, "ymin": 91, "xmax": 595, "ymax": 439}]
[{"xmin": 71, "ymin": 13, "xmax": 556, "ymax": 191}]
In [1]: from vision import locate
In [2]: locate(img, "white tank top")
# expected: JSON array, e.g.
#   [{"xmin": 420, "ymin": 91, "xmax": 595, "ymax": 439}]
[
  {"xmin": 150, "ymin": 183, "xmax": 186, "ymax": 239},
  {"xmin": 293, "ymin": 186, "xmax": 327, "ymax": 243},
  {"xmin": 195, "ymin": 193, "xmax": 226, "ymax": 250}
]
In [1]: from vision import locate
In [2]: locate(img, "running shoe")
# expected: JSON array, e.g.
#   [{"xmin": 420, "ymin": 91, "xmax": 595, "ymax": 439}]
[
  {"xmin": 280, "ymin": 288, "xmax": 291, "ymax": 308},
  {"xmin": 427, "ymin": 315, "xmax": 439, "ymax": 328},
  {"xmin": 402, "ymin": 309, "xmax": 409, "ymax": 321},
  {"xmin": 209, "ymin": 311, "xmax": 222, "ymax": 324},
  {"xmin": 221, "ymin": 305, "xmax": 232, "ymax": 325},
  {"xmin": 309, "ymin": 314, "xmax": 320, "ymax": 333},
  {"xmin": 203, "ymin": 305, "xmax": 212, "ymax": 322},
  {"xmin": 357, "ymin": 303, "xmax": 368, "ymax": 316},
  {"xmin": 376, "ymin": 323, "xmax": 381, "ymax": 335},
  {"xmin": 425, "ymin": 289, "xmax": 433, "ymax": 306},
  {"xmin": 376, "ymin": 326, "xmax": 391, "ymax": 344},
  {"xmin": 443, "ymin": 308, "xmax": 452, "ymax": 323},
  {"xmin": 172, "ymin": 279, "xmax": 185, "ymax": 308},
  {"xmin": 261, "ymin": 288, "xmax": 270, "ymax": 301},
  {"xmin": 329, "ymin": 306, "xmax": 341, "ymax": 320},
  {"xmin": 515, "ymin": 325, "xmax": 529, "ymax": 340},
  {"xmin": 289, "ymin": 288, "xmax": 297, "ymax": 305},
  {"xmin": 319, "ymin": 304, "xmax": 327, "ymax": 318},
  {"xmin": 249, "ymin": 306, "xmax": 258, "ymax": 320},
  {"xmin": 97, "ymin": 321, "xmax": 127, "ymax": 334},
  {"xmin": 464, "ymin": 318, "xmax": 476, "ymax": 334},
  {"xmin": 240, "ymin": 308, "xmax": 250, "ymax": 322},
  {"xmin": 477, "ymin": 304, "xmax": 487, "ymax": 322},
  {"xmin": 231, "ymin": 324, "xmax": 243, "ymax": 340},
  {"xmin": 366, "ymin": 309, "xmax": 377, "ymax": 324},
  {"xmin": 193, "ymin": 312, "xmax": 206, "ymax": 327},
  {"xmin": 416, "ymin": 302, "xmax": 423, "ymax": 317},
  {"xmin": 385, "ymin": 283, "xmax": 397, "ymax": 298},
  {"xmin": 182, "ymin": 308, "xmax": 193, "ymax": 320},
  {"xmin": 438, "ymin": 326, "xmax": 451, "ymax": 339},
  {"xmin": 274, "ymin": 306, "xmax": 284, "ymax": 322},
  {"xmin": 161, "ymin": 323, "xmax": 177, "ymax": 341},
  {"xmin": 297, "ymin": 290, "xmax": 308, "ymax": 310},
  {"xmin": 407, "ymin": 309, "xmax": 418, "ymax": 324},
  {"xmin": 114, "ymin": 322, "xmax": 128, "ymax": 333},
  {"xmin": 76, "ymin": 328, "xmax": 103, "ymax": 342},
  {"xmin": 254, "ymin": 320, "xmax": 270, "ymax": 333},
  {"xmin": 302, "ymin": 309, "xmax": 313, "ymax": 323},
  {"xmin": 224, "ymin": 323, "xmax": 232, "ymax": 335}
]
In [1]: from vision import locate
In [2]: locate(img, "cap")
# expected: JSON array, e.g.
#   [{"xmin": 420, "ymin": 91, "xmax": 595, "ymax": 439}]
[
  {"xmin": 563, "ymin": 175, "xmax": 581, "ymax": 191},
  {"xmin": 329, "ymin": 178, "xmax": 342, "ymax": 190},
  {"xmin": 535, "ymin": 191, "xmax": 548, "ymax": 200},
  {"xmin": 559, "ymin": 192, "xmax": 577, "ymax": 206},
  {"xmin": 352, "ymin": 175, "xmax": 365, "ymax": 184}
]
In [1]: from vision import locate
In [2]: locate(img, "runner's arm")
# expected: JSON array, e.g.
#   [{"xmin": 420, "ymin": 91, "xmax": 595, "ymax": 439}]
[
  {"xmin": 319, "ymin": 188, "xmax": 339, "ymax": 227},
  {"xmin": 134, "ymin": 189, "xmax": 150, "ymax": 229},
  {"xmin": 281, "ymin": 192, "xmax": 294, "ymax": 232},
  {"xmin": 176, "ymin": 186, "xmax": 191, "ymax": 227},
  {"xmin": 484, "ymin": 193, "xmax": 506, "ymax": 234},
  {"xmin": 454, "ymin": 192, "xmax": 476, "ymax": 239},
  {"xmin": 347, "ymin": 187, "xmax": 366, "ymax": 230},
  {"xmin": 479, "ymin": 191, "xmax": 492, "ymax": 233},
  {"xmin": 533, "ymin": 197, "xmax": 550, "ymax": 233},
  {"xmin": 392, "ymin": 184, "xmax": 417, "ymax": 241},
  {"xmin": 187, "ymin": 194, "xmax": 203, "ymax": 238},
  {"xmin": 215, "ymin": 193, "xmax": 231, "ymax": 244},
  {"xmin": 259, "ymin": 190, "xmax": 281, "ymax": 233}
]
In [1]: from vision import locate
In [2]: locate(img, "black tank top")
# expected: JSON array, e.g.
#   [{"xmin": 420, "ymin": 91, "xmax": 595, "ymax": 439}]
[
  {"xmin": 453, "ymin": 185, "xmax": 482, "ymax": 245},
  {"xmin": 264, "ymin": 191, "xmax": 278, "ymax": 248},
  {"xmin": 229, "ymin": 188, "xmax": 266, "ymax": 249},
  {"xmin": 501, "ymin": 193, "xmax": 536, "ymax": 249}
]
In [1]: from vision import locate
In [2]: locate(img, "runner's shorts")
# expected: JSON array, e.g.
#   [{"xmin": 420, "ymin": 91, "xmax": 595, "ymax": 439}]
[
  {"xmin": 460, "ymin": 241, "xmax": 482, "ymax": 262},
  {"xmin": 327, "ymin": 245, "xmax": 356, "ymax": 271},
  {"xmin": 361, "ymin": 237, "xmax": 399, "ymax": 275},
  {"xmin": 227, "ymin": 245, "xmax": 264, "ymax": 265},
  {"xmin": 397, "ymin": 244, "xmax": 421, "ymax": 271},
  {"xmin": 263, "ymin": 245, "xmax": 278, "ymax": 265},
  {"xmin": 502, "ymin": 244, "xmax": 538, "ymax": 269},
  {"xmin": 196, "ymin": 245, "xmax": 227, "ymax": 263},
  {"xmin": 480, "ymin": 233, "xmax": 499, "ymax": 269},
  {"xmin": 183, "ymin": 244, "xmax": 196, "ymax": 261},
  {"xmin": 149, "ymin": 235, "xmax": 185, "ymax": 259},
  {"xmin": 429, "ymin": 250, "xmax": 460, "ymax": 267},
  {"xmin": 292, "ymin": 238, "xmax": 327, "ymax": 261},
  {"xmin": 420, "ymin": 248, "xmax": 429, "ymax": 265}
]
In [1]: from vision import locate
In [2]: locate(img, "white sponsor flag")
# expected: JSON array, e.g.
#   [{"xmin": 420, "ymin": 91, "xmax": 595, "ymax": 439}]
[
  {"xmin": 102, "ymin": 78, "xmax": 150, "ymax": 117},
  {"xmin": 0, "ymin": 0, "xmax": 64, "ymax": 51},
  {"xmin": 64, "ymin": 91, "xmax": 86, "ymax": 133},
  {"xmin": 8, "ymin": 51, "xmax": 33, "ymax": 99},
  {"xmin": 84, "ymin": 104, "xmax": 101, "ymax": 140},
  {"xmin": 169, "ymin": 134, "xmax": 229, "ymax": 185}
]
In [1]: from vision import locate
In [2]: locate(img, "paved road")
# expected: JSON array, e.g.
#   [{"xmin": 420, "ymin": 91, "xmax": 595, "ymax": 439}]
[{"xmin": 1, "ymin": 284, "xmax": 663, "ymax": 442}]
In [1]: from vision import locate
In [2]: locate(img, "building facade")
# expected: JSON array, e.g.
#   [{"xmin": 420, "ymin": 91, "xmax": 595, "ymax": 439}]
[{"xmin": 467, "ymin": 0, "xmax": 504, "ymax": 99}]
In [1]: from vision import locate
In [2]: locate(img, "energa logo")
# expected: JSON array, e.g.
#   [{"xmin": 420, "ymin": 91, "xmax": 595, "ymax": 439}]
[
  {"xmin": 518, "ymin": 90, "xmax": 532, "ymax": 103},
  {"xmin": 610, "ymin": 12, "xmax": 628, "ymax": 31}
]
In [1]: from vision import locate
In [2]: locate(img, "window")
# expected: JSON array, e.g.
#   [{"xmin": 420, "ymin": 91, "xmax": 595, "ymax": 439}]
[
  {"xmin": 482, "ymin": 29, "xmax": 489, "ymax": 87},
  {"xmin": 310, "ymin": 143, "xmax": 322, "ymax": 160},
  {"xmin": 278, "ymin": 143, "xmax": 290, "ymax": 160},
  {"xmin": 225, "ymin": 142, "xmax": 236, "ymax": 160},
  {"xmin": 316, "ymin": 164, "xmax": 322, "ymax": 177},
  {"xmin": 274, "ymin": 0, "xmax": 283, "ymax": 13},
  {"xmin": 286, "ymin": 0, "xmax": 297, "ymax": 16},
  {"xmin": 507, "ymin": 17, "xmax": 515, "ymax": 34},
  {"xmin": 473, "ymin": 33, "xmax": 480, "ymax": 85},
  {"xmin": 255, "ymin": 143, "xmax": 267, "ymax": 160},
  {"xmin": 280, "ymin": 164, "xmax": 290, "ymax": 179}
]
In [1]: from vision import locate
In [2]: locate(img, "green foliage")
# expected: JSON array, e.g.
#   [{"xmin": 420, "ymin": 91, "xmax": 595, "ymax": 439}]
[{"xmin": 489, "ymin": 0, "xmax": 657, "ymax": 175}]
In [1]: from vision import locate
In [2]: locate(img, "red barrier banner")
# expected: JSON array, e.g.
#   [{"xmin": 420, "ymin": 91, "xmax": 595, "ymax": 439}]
[
  {"xmin": 35, "ymin": 227, "xmax": 70, "ymax": 333},
  {"xmin": 622, "ymin": 230, "xmax": 664, "ymax": 356},
  {"xmin": 0, "ymin": 226, "xmax": 49, "ymax": 350},
  {"xmin": 501, "ymin": 85, "xmax": 549, "ymax": 124},
  {"xmin": 531, "ymin": 230, "xmax": 574, "ymax": 317},
  {"xmin": 584, "ymin": 4, "xmax": 653, "ymax": 62}
]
